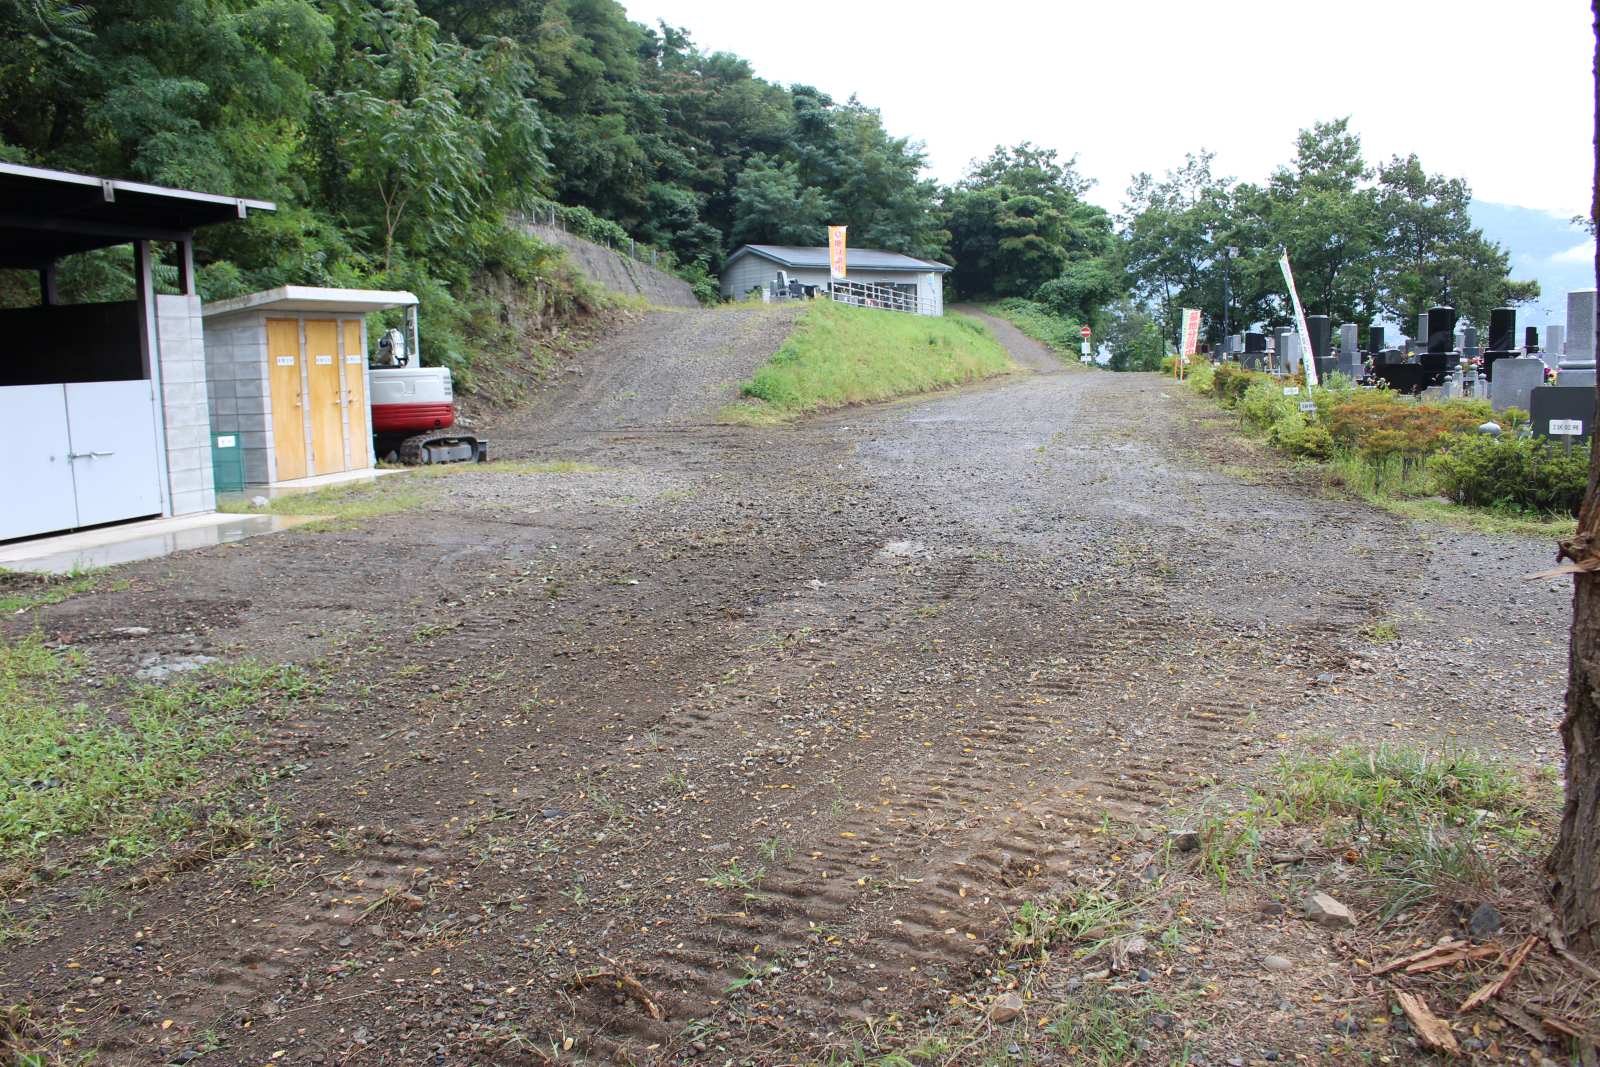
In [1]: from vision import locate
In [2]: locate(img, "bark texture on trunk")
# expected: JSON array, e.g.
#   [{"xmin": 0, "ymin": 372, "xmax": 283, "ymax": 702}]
[{"xmin": 1549, "ymin": 0, "xmax": 1600, "ymax": 957}]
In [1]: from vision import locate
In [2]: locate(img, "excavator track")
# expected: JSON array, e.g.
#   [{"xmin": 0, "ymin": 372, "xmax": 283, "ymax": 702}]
[{"xmin": 395, "ymin": 430, "xmax": 487, "ymax": 465}]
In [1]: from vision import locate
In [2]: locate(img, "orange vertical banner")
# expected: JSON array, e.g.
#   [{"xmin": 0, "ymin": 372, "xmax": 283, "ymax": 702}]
[{"xmin": 828, "ymin": 226, "xmax": 848, "ymax": 280}]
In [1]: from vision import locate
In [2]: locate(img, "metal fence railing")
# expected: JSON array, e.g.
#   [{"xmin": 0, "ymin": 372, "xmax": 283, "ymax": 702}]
[{"xmin": 826, "ymin": 278, "xmax": 928, "ymax": 316}]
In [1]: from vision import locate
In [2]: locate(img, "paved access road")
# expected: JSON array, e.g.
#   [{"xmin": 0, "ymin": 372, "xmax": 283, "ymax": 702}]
[{"xmin": 0, "ymin": 305, "xmax": 1570, "ymax": 1065}]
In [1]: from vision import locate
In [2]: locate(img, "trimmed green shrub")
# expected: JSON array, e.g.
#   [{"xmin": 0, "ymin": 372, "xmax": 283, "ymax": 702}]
[
  {"xmin": 1430, "ymin": 434, "xmax": 1589, "ymax": 516},
  {"xmin": 1268, "ymin": 416, "xmax": 1334, "ymax": 459}
]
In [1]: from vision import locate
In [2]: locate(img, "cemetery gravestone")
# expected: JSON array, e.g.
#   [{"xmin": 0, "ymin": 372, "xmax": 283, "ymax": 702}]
[
  {"xmin": 1531, "ymin": 382, "xmax": 1596, "ymax": 439},
  {"xmin": 1490, "ymin": 357, "xmax": 1546, "ymax": 413},
  {"xmin": 1568, "ymin": 290, "xmax": 1596, "ymax": 360},
  {"xmin": 1307, "ymin": 315, "xmax": 1334, "ymax": 381},
  {"xmin": 1339, "ymin": 323, "xmax": 1360, "ymax": 377},
  {"xmin": 1483, "ymin": 307, "xmax": 1518, "ymax": 381},
  {"xmin": 1559, "ymin": 359, "xmax": 1597, "ymax": 389},
  {"xmin": 1280, "ymin": 332, "xmax": 1302, "ymax": 375},
  {"xmin": 1547, "ymin": 323, "xmax": 1566, "ymax": 361}
]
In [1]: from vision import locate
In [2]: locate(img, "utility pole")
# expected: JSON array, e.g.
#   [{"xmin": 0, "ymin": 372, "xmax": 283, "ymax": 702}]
[{"xmin": 1221, "ymin": 245, "xmax": 1238, "ymax": 355}]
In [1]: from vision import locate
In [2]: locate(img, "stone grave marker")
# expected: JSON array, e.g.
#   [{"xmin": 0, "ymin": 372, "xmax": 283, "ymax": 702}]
[{"xmin": 1490, "ymin": 357, "xmax": 1546, "ymax": 413}]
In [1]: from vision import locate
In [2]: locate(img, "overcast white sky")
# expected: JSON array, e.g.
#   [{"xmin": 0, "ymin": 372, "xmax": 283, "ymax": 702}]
[{"xmin": 622, "ymin": 0, "xmax": 1593, "ymax": 219}]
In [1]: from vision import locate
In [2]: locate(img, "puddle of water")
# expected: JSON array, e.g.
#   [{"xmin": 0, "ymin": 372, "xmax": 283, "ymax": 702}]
[{"xmin": 6, "ymin": 515, "xmax": 319, "ymax": 575}]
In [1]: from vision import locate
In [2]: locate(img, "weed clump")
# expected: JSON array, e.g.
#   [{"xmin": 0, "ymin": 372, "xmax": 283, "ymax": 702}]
[
  {"xmin": 1191, "ymin": 746, "xmax": 1547, "ymax": 921},
  {"xmin": 0, "ymin": 635, "xmax": 308, "ymax": 868}
]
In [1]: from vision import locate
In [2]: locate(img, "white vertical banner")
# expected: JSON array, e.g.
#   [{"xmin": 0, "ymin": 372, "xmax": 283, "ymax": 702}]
[{"xmin": 1278, "ymin": 250, "xmax": 1319, "ymax": 387}]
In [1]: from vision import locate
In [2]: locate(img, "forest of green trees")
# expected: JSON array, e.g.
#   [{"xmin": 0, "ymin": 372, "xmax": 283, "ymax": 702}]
[{"xmin": 0, "ymin": 0, "xmax": 1536, "ymax": 379}]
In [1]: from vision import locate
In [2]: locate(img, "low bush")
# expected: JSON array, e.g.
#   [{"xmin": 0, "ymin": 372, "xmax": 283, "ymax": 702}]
[
  {"xmin": 1267, "ymin": 416, "xmax": 1334, "ymax": 460},
  {"xmin": 1430, "ymin": 433, "xmax": 1589, "ymax": 516},
  {"xmin": 1238, "ymin": 377, "xmax": 1299, "ymax": 433},
  {"xmin": 1325, "ymin": 390, "xmax": 1488, "ymax": 464}
]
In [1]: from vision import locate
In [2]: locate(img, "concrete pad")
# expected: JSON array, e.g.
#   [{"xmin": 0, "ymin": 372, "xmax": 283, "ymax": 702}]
[
  {"xmin": 0, "ymin": 512, "xmax": 318, "ymax": 575},
  {"xmin": 232, "ymin": 467, "xmax": 404, "ymax": 500}
]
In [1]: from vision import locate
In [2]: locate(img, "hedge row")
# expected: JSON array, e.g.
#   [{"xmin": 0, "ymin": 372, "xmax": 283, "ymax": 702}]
[{"xmin": 1190, "ymin": 363, "xmax": 1586, "ymax": 517}]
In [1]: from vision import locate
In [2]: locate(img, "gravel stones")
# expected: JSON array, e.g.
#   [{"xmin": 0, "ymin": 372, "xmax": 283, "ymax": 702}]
[
  {"xmin": 1467, "ymin": 902, "xmax": 1502, "ymax": 939},
  {"xmin": 1169, "ymin": 829, "xmax": 1202, "ymax": 852},
  {"xmin": 1301, "ymin": 892, "xmax": 1356, "ymax": 929},
  {"xmin": 988, "ymin": 991, "xmax": 1024, "ymax": 1022}
]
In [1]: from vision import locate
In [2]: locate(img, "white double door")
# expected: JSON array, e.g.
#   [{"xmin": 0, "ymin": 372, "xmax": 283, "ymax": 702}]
[{"xmin": 1, "ymin": 380, "xmax": 163, "ymax": 541}]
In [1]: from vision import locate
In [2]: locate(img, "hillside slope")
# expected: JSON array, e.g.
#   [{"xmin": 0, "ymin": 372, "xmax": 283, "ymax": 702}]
[
  {"xmin": 524, "ymin": 222, "xmax": 701, "ymax": 309},
  {"xmin": 489, "ymin": 304, "xmax": 802, "ymax": 453}
]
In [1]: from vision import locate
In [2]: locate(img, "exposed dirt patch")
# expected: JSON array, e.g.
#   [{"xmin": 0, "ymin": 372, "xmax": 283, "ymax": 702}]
[{"xmin": 0, "ymin": 311, "xmax": 1574, "ymax": 1065}]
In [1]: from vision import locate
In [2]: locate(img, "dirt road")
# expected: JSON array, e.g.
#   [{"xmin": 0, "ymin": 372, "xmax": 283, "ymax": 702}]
[{"xmin": 1, "ymin": 307, "xmax": 1570, "ymax": 1064}]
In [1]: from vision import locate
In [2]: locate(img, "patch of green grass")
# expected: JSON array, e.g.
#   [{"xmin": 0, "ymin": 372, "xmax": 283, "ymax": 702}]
[
  {"xmin": 1374, "ymin": 496, "xmax": 1577, "ymax": 540},
  {"xmin": 0, "ymin": 634, "xmax": 308, "ymax": 868},
  {"xmin": 1046, "ymin": 990, "xmax": 1180, "ymax": 1065},
  {"xmin": 407, "ymin": 459, "xmax": 604, "ymax": 477},
  {"xmin": 220, "ymin": 478, "xmax": 433, "ymax": 529},
  {"xmin": 703, "ymin": 857, "xmax": 764, "ymax": 895},
  {"xmin": 721, "ymin": 301, "xmax": 1015, "ymax": 424},
  {"xmin": 1007, "ymin": 889, "xmax": 1138, "ymax": 961},
  {"xmin": 1190, "ymin": 745, "xmax": 1547, "ymax": 920},
  {"xmin": 0, "ymin": 568, "xmax": 125, "ymax": 615},
  {"xmin": 1363, "ymin": 619, "xmax": 1399, "ymax": 643}
]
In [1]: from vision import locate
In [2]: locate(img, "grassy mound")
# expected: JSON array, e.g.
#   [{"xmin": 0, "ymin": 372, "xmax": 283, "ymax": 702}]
[{"xmin": 722, "ymin": 301, "xmax": 1015, "ymax": 424}]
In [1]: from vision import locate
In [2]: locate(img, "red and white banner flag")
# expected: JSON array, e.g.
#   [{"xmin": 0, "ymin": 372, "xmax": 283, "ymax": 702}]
[{"xmin": 1180, "ymin": 307, "xmax": 1202, "ymax": 356}]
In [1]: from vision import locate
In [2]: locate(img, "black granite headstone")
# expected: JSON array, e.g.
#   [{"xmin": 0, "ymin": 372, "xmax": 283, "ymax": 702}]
[
  {"xmin": 1427, "ymin": 307, "xmax": 1457, "ymax": 355},
  {"xmin": 1530, "ymin": 386, "xmax": 1596, "ymax": 438},
  {"xmin": 1368, "ymin": 326, "xmax": 1386, "ymax": 353},
  {"xmin": 1488, "ymin": 307, "xmax": 1516, "ymax": 354}
]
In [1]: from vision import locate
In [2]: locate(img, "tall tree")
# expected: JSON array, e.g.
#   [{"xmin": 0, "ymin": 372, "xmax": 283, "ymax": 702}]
[
  {"xmin": 1548, "ymin": 0, "xmax": 1600, "ymax": 956},
  {"xmin": 728, "ymin": 154, "xmax": 829, "ymax": 247},
  {"xmin": 1120, "ymin": 152, "xmax": 1237, "ymax": 342},
  {"xmin": 1374, "ymin": 153, "xmax": 1538, "ymax": 327},
  {"xmin": 1266, "ymin": 118, "xmax": 1380, "ymax": 323},
  {"xmin": 947, "ymin": 142, "xmax": 1114, "ymax": 302}
]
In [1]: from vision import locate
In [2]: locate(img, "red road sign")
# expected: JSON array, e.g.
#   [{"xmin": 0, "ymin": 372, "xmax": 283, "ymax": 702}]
[{"xmin": 1079, "ymin": 326, "xmax": 1092, "ymax": 338}]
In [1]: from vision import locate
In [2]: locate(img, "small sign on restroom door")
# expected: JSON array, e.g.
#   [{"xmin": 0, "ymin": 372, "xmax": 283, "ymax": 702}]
[
  {"xmin": 315, "ymin": 355, "xmax": 334, "ymax": 365},
  {"xmin": 276, "ymin": 356, "xmax": 295, "ymax": 366}
]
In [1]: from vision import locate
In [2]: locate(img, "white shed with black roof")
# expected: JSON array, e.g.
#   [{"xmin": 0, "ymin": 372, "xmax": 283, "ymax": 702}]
[
  {"xmin": 0, "ymin": 162, "xmax": 272, "ymax": 542},
  {"xmin": 720, "ymin": 244, "xmax": 951, "ymax": 316}
]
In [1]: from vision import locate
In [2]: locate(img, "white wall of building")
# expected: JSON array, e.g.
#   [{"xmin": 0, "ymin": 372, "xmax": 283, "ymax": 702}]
[{"xmin": 721, "ymin": 255, "xmax": 947, "ymax": 316}]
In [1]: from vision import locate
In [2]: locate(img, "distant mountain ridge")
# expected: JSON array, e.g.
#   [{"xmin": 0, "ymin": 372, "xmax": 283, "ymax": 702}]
[{"xmin": 1470, "ymin": 200, "xmax": 1594, "ymax": 326}]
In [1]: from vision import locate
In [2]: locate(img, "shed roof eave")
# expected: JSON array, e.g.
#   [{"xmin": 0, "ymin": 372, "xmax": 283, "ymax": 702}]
[
  {"xmin": 0, "ymin": 162, "xmax": 276, "ymax": 213},
  {"xmin": 202, "ymin": 285, "xmax": 421, "ymax": 318}
]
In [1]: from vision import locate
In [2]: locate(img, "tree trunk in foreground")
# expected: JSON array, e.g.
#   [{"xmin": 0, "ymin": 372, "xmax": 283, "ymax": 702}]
[{"xmin": 1549, "ymin": 0, "xmax": 1600, "ymax": 956}]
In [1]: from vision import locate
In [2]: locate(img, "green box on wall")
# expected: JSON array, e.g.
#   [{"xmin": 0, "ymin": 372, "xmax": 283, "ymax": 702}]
[{"xmin": 212, "ymin": 432, "xmax": 244, "ymax": 493}]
